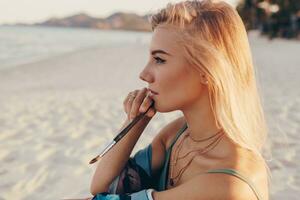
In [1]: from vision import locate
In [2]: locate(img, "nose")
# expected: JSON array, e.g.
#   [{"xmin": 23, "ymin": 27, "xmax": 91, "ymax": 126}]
[
  {"xmin": 139, "ymin": 71, "xmax": 147, "ymax": 82},
  {"xmin": 139, "ymin": 66, "xmax": 153, "ymax": 83}
]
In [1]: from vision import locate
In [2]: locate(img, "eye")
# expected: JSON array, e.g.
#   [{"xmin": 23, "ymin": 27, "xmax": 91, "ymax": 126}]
[{"xmin": 153, "ymin": 56, "xmax": 166, "ymax": 64}]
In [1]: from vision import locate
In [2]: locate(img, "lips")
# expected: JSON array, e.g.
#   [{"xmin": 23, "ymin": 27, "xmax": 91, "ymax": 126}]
[{"xmin": 148, "ymin": 89, "xmax": 159, "ymax": 95}]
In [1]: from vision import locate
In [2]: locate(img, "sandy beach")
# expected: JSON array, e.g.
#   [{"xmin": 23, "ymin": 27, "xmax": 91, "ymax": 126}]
[{"xmin": 0, "ymin": 31, "xmax": 299, "ymax": 199}]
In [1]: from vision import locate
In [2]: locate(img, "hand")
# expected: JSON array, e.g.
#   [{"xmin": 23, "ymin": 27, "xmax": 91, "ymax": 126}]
[{"xmin": 123, "ymin": 87, "xmax": 156, "ymax": 120}]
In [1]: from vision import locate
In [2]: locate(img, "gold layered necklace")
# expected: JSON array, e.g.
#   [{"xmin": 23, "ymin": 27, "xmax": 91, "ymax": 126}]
[{"xmin": 169, "ymin": 129, "xmax": 225, "ymax": 187}]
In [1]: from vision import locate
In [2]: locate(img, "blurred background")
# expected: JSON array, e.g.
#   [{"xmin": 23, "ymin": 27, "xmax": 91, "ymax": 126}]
[{"xmin": 0, "ymin": 0, "xmax": 299, "ymax": 199}]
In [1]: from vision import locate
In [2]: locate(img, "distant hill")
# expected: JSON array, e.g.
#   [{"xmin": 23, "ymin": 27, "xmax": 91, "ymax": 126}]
[{"xmin": 34, "ymin": 12, "xmax": 153, "ymax": 32}]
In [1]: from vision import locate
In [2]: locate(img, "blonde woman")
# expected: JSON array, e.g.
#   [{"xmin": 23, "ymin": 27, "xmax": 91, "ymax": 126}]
[{"xmin": 89, "ymin": 0, "xmax": 270, "ymax": 199}]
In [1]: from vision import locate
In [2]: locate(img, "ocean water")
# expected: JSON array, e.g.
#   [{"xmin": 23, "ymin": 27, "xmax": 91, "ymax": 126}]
[{"xmin": 0, "ymin": 25, "xmax": 152, "ymax": 70}]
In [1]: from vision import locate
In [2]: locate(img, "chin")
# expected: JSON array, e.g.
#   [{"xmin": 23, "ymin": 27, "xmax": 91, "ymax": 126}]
[{"xmin": 153, "ymin": 100, "xmax": 179, "ymax": 113}]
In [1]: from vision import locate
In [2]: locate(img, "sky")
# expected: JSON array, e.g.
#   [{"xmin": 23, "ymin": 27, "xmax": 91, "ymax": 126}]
[{"xmin": 0, "ymin": 0, "xmax": 238, "ymax": 24}]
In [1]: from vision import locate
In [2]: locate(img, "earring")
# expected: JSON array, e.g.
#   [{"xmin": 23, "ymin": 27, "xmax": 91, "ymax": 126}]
[{"xmin": 201, "ymin": 74, "xmax": 208, "ymax": 85}]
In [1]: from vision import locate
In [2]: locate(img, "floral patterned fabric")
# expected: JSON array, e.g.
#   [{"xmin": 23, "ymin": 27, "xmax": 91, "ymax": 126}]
[
  {"xmin": 92, "ymin": 192, "xmax": 131, "ymax": 200},
  {"xmin": 92, "ymin": 189, "xmax": 155, "ymax": 200},
  {"xmin": 92, "ymin": 144, "xmax": 156, "ymax": 200},
  {"xmin": 108, "ymin": 143, "xmax": 155, "ymax": 194}
]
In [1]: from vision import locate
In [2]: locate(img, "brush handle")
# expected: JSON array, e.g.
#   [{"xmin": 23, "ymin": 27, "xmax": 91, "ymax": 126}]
[{"xmin": 89, "ymin": 101, "xmax": 155, "ymax": 164}]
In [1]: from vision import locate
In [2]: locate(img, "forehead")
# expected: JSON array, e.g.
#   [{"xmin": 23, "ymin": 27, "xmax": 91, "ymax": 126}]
[{"xmin": 149, "ymin": 27, "xmax": 181, "ymax": 55}]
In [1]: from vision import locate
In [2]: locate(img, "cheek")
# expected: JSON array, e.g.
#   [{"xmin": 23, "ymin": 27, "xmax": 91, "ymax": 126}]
[
  {"xmin": 155, "ymin": 67, "xmax": 201, "ymax": 111},
  {"xmin": 158, "ymin": 68, "xmax": 185, "ymax": 94}
]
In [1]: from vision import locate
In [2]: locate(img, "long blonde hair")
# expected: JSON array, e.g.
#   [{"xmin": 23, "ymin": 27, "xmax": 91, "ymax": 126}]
[{"xmin": 149, "ymin": 0, "xmax": 270, "ymax": 177}]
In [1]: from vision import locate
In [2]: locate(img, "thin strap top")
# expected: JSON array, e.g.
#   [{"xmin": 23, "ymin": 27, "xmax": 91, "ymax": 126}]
[
  {"xmin": 206, "ymin": 168, "xmax": 262, "ymax": 200},
  {"xmin": 157, "ymin": 122, "xmax": 262, "ymax": 200}
]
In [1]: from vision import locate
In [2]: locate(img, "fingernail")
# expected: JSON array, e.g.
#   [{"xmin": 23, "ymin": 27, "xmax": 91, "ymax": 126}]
[{"xmin": 140, "ymin": 107, "xmax": 145, "ymax": 112}]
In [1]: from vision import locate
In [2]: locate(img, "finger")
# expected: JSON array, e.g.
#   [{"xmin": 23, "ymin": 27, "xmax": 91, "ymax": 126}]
[
  {"xmin": 130, "ymin": 87, "xmax": 147, "ymax": 119},
  {"xmin": 127, "ymin": 90, "xmax": 139, "ymax": 115},
  {"xmin": 125, "ymin": 90, "xmax": 138, "ymax": 114},
  {"xmin": 129, "ymin": 87, "xmax": 147, "ymax": 119},
  {"xmin": 124, "ymin": 95, "xmax": 131, "ymax": 114},
  {"xmin": 123, "ymin": 96, "xmax": 129, "ymax": 113},
  {"xmin": 123, "ymin": 97, "xmax": 129, "ymax": 114},
  {"xmin": 146, "ymin": 108, "xmax": 156, "ymax": 118},
  {"xmin": 139, "ymin": 91, "xmax": 154, "ymax": 113}
]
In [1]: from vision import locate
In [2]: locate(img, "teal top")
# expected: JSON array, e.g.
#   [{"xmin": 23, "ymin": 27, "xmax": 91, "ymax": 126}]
[{"xmin": 156, "ymin": 122, "xmax": 262, "ymax": 200}]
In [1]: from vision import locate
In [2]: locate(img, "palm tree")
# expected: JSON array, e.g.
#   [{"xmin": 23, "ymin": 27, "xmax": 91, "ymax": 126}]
[
  {"xmin": 237, "ymin": 0, "xmax": 300, "ymax": 39},
  {"xmin": 236, "ymin": 0, "xmax": 265, "ymax": 30}
]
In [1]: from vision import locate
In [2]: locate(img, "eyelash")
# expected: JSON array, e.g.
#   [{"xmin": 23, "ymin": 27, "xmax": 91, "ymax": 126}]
[{"xmin": 153, "ymin": 57, "xmax": 166, "ymax": 64}]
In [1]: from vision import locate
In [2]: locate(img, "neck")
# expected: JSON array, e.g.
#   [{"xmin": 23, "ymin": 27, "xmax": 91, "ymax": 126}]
[
  {"xmin": 181, "ymin": 90, "xmax": 221, "ymax": 140},
  {"xmin": 180, "ymin": 89, "xmax": 236, "ymax": 158}
]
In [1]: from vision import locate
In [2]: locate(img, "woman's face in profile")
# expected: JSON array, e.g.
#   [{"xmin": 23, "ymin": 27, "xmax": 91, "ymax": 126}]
[{"xmin": 139, "ymin": 26, "xmax": 206, "ymax": 112}]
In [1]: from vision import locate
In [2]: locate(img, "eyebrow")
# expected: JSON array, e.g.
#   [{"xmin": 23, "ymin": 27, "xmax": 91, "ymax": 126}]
[{"xmin": 151, "ymin": 49, "xmax": 172, "ymax": 56}]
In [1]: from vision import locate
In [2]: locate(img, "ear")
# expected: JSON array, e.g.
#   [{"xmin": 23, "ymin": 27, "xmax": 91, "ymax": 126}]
[{"xmin": 200, "ymin": 73, "xmax": 208, "ymax": 85}]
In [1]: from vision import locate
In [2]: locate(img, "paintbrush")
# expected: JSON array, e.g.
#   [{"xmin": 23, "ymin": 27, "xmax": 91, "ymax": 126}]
[{"xmin": 89, "ymin": 100, "xmax": 155, "ymax": 164}]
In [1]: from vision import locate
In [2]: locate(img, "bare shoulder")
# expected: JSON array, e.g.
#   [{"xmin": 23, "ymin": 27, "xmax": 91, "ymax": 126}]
[
  {"xmin": 153, "ymin": 170, "xmax": 262, "ymax": 200},
  {"xmin": 153, "ymin": 156, "xmax": 269, "ymax": 200},
  {"xmin": 160, "ymin": 116, "xmax": 186, "ymax": 149},
  {"xmin": 149, "ymin": 116, "xmax": 186, "ymax": 175},
  {"xmin": 152, "ymin": 116, "xmax": 185, "ymax": 147},
  {"xmin": 216, "ymin": 149, "xmax": 270, "ymax": 200},
  {"xmin": 239, "ymin": 150, "xmax": 270, "ymax": 200}
]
